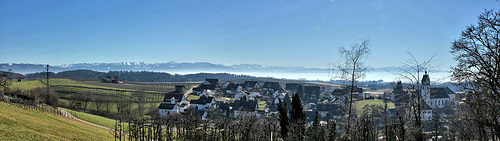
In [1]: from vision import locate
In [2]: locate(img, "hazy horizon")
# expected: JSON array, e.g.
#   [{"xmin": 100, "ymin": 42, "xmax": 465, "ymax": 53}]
[{"xmin": 1, "ymin": 61, "xmax": 452, "ymax": 82}]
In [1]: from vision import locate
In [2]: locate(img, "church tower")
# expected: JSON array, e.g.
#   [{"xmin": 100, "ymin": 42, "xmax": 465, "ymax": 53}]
[{"xmin": 421, "ymin": 72, "xmax": 431, "ymax": 106}]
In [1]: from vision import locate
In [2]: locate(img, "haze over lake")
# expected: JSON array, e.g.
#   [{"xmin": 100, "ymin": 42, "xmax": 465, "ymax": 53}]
[{"xmin": 162, "ymin": 70, "xmax": 452, "ymax": 82}]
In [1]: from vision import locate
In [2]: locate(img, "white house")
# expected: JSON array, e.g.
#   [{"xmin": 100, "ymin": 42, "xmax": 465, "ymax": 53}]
[
  {"xmin": 232, "ymin": 100, "xmax": 260, "ymax": 118},
  {"xmin": 159, "ymin": 94, "xmax": 190, "ymax": 117},
  {"xmin": 413, "ymin": 103, "xmax": 433, "ymax": 121},
  {"xmin": 190, "ymin": 95, "xmax": 217, "ymax": 111},
  {"xmin": 163, "ymin": 94, "xmax": 186, "ymax": 104},
  {"xmin": 249, "ymin": 88, "xmax": 262, "ymax": 98},
  {"xmin": 222, "ymin": 81, "xmax": 234, "ymax": 89},
  {"xmin": 262, "ymin": 82, "xmax": 280, "ymax": 92},
  {"xmin": 273, "ymin": 87, "xmax": 289, "ymax": 104},
  {"xmin": 316, "ymin": 103, "xmax": 343, "ymax": 119},
  {"xmin": 158, "ymin": 103, "xmax": 179, "ymax": 117},
  {"xmin": 199, "ymin": 90, "xmax": 214, "ymax": 97},
  {"xmin": 224, "ymin": 84, "xmax": 242, "ymax": 95},
  {"xmin": 422, "ymin": 109, "xmax": 433, "ymax": 121},
  {"xmin": 178, "ymin": 103, "xmax": 190, "ymax": 113},
  {"xmin": 243, "ymin": 81, "xmax": 260, "ymax": 91},
  {"xmin": 235, "ymin": 91, "xmax": 250, "ymax": 101}
]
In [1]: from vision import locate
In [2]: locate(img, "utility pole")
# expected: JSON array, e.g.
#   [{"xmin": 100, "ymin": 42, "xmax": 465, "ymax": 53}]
[{"xmin": 46, "ymin": 64, "xmax": 49, "ymax": 95}]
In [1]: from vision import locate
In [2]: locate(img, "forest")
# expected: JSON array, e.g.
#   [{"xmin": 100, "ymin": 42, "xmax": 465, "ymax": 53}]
[{"xmin": 23, "ymin": 69, "xmax": 255, "ymax": 82}]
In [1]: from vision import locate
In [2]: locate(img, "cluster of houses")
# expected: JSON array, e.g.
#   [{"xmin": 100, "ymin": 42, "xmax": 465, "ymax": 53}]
[
  {"xmin": 157, "ymin": 78, "xmax": 343, "ymax": 121},
  {"xmin": 158, "ymin": 79, "xmax": 261, "ymax": 119}
]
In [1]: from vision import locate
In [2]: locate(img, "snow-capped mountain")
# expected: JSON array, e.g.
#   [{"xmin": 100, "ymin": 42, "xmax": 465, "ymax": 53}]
[
  {"xmin": 0, "ymin": 62, "xmax": 323, "ymax": 74},
  {"xmin": 0, "ymin": 62, "xmax": 449, "ymax": 75}
]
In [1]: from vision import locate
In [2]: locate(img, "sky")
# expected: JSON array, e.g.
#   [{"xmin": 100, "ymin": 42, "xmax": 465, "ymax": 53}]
[{"xmin": 1, "ymin": 0, "xmax": 499, "ymax": 70}]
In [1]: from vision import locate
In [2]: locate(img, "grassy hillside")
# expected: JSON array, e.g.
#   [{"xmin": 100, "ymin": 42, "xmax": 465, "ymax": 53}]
[
  {"xmin": 11, "ymin": 78, "xmax": 197, "ymax": 95},
  {"xmin": 0, "ymin": 102, "xmax": 114, "ymax": 141},
  {"xmin": 11, "ymin": 79, "xmax": 77, "ymax": 90},
  {"xmin": 11, "ymin": 79, "xmax": 160, "ymax": 92}
]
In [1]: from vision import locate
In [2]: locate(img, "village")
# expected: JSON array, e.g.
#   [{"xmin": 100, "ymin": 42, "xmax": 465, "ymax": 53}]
[
  {"xmin": 0, "ymin": 67, "xmax": 464, "ymax": 140},
  {"xmin": 158, "ymin": 71, "xmax": 459, "ymax": 128}
]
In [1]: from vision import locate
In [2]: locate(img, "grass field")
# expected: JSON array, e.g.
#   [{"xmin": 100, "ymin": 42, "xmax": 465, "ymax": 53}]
[
  {"xmin": 258, "ymin": 101, "xmax": 267, "ymax": 111},
  {"xmin": 11, "ymin": 78, "xmax": 176, "ymax": 94},
  {"xmin": 11, "ymin": 79, "xmax": 78, "ymax": 90},
  {"xmin": 0, "ymin": 102, "xmax": 114, "ymax": 141},
  {"xmin": 354, "ymin": 99, "xmax": 396, "ymax": 113},
  {"xmin": 187, "ymin": 95, "xmax": 200, "ymax": 101},
  {"xmin": 60, "ymin": 108, "xmax": 117, "ymax": 129}
]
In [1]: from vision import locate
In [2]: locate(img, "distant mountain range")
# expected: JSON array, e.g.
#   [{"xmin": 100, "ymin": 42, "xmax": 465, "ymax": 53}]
[
  {"xmin": 0, "ymin": 62, "xmax": 322, "ymax": 74},
  {"xmin": 0, "ymin": 62, "xmax": 447, "ymax": 74}
]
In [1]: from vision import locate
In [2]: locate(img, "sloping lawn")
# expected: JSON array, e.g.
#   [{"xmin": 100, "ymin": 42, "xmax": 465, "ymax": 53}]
[
  {"xmin": 60, "ymin": 108, "xmax": 117, "ymax": 129},
  {"xmin": 0, "ymin": 102, "xmax": 114, "ymax": 140}
]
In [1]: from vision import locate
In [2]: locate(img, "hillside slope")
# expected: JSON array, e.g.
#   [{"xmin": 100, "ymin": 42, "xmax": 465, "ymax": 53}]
[{"xmin": 0, "ymin": 102, "xmax": 114, "ymax": 140}]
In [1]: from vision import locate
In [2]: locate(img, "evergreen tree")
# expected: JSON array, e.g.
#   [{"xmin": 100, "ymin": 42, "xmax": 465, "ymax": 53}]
[
  {"xmin": 290, "ymin": 93, "xmax": 305, "ymax": 122},
  {"xmin": 277, "ymin": 98, "xmax": 289, "ymax": 138},
  {"xmin": 313, "ymin": 111, "xmax": 320, "ymax": 128},
  {"xmin": 289, "ymin": 93, "xmax": 306, "ymax": 140},
  {"xmin": 312, "ymin": 111, "xmax": 322, "ymax": 141},
  {"xmin": 105, "ymin": 74, "xmax": 111, "ymax": 79},
  {"xmin": 284, "ymin": 93, "xmax": 291, "ymax": 111},
  {"xmin": 328, "ymin": 119, "xmax": 337, "ymax": 141}
]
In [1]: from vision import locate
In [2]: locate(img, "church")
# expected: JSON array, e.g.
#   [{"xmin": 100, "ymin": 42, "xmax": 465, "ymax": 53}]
[{"xmin": 421, "ymin": 72, "xmax": 456, "ymax": 109}]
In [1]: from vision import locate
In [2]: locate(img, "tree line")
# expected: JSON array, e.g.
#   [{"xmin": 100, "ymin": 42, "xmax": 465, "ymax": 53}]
[{"xmin": 24, "ymin": 70, "xmax": 255, "ymax": 82}]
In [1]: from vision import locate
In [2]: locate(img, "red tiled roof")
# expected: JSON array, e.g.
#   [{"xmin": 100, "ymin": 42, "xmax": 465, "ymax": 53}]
[{"xmin": 14, "ymin": 76, "xmax": 24, "ymax": 79}]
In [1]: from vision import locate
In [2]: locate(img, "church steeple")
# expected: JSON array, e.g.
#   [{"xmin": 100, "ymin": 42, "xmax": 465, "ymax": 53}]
[
  {"xmin": 421, "ymin": 71, "xmax": 431, "ymax": 107},
  {"xmin": 422, "ymin": 71, "xmax": 430, "ymax": 86}
]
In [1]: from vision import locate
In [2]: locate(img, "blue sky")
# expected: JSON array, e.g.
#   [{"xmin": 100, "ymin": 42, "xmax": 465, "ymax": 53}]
[{"xmin": 1, "ymin": 0, "xmax": 499, "ymax": 70}]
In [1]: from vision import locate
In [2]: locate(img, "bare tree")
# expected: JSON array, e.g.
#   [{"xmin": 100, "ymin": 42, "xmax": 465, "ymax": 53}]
[
  {"xmin": 0, "ymin": 68, "xmax": 12, "ymax": 97},
  {"xmin": 93, "ymin": 97, "xmax": 104, "ymax": 114},
  {"xmin": 334, "ymin": 38, "xmax": 371, "ymax": 136},
  {"xmin": 73, "ymin": 90, "xmax": 94, "ymax": 111},
  {"xmin": 116, "ymin": 96, "xmax": 132, "ymax": 119},
  {"xmin": 34, "ymin": 87, "xmax": 59, "ymax": 106},
  {"xmin": 133, "ymin": 90, "xmax": 146, "ymax": 118},
  {"xmin": 396, "ymin": 52, "xmax": 438, "ymax": 140},
  {"xmin": 451, "ymin": 102, "xmax": 478, "ymax": 140},
  {"xmin": 103, "ymin": 95, "xmax": 113, "ymax": 115},
  {"xmin": 450, "ymin": 9, "xmax": 500, "ymax": 139},
  {"xmin": 146, "ymin": 103, "xmax": 159, "ymax": 117}
]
